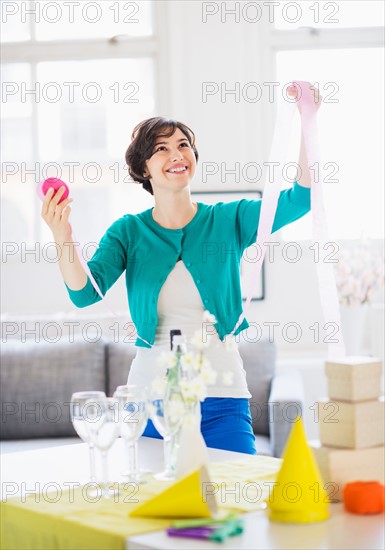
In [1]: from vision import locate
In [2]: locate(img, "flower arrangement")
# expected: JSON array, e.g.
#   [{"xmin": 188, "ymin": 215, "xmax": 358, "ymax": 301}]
[
  {"xmin": 150, "ymin": 311, "xmax": 239, "ymax": 475},
  {"xmin": 334, "ymin": 240, "xmax": 384, "ymax": 307},
  {"xmin": 153, "ymin": 310, "xmax": 234, "ymax": 406}
]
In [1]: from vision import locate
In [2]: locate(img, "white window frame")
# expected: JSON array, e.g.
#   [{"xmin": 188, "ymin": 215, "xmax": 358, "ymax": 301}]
[
  {"xmin": 259, "ymin": 23, "xmax": 384, "ymax": 241},
  {"xmin": 2, "ymin": 1, "xmax": 170, "ymax": 106},
  {"xmin": 261, "ymin": 24, "xmax": 384, "ymax": 154},
  {"xmin": 1, "ymin": 0, "xmax": 171, "ymax": 245}
]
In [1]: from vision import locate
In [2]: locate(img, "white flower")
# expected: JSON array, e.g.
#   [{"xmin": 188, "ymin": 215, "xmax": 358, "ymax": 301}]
[
  {"xmin": 181, "ymin": 352, "xmax": 199, "ymax": 373},
  {"xmin": 191, "ymin": 376, "xmax": 208, "ymax": 401},
  {"xmin": 203, "ymin": 310, "xmax": 217, "ymax": 324},
  {"xmin": 199, "ymin": 356, "xmax": 211, "ymax": 371},
  {"xmin": 157, "ymin": 351, "xmax": 177, "ymax": 370},
  {"xmin": 335, "ymin": 241, "xmax": 384, "ymax": 306},
  {"xmin": 200, "ymin": 364, "xmax": 217, "ymax": 385},
  {"xmin": 181, "ymin": 375, "xmax": 207, "ymax": 402},
  {"xmin": 151, "ymin": 376, "xmax": 167, "ymax": 396},
  {"xmin": 222, "ymin": 372, "xmax": 234, "ymax": 386},
  {"xmin": 180, "ymin": 379, "xmax": 197, "ymax": 401},
  {"xmin": 190, "ymin": 329, "xmax": 212, "ymax": 350}
]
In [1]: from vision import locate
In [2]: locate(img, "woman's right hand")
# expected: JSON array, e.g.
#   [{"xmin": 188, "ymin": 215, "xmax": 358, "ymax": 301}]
[{"xmin": 41, "ymin": 185, "xmax": 74, "ymax": 242}]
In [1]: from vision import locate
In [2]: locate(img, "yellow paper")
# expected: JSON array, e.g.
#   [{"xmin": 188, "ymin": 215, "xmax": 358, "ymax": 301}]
[
  {"xmin": 130, "ymin": 466, "xmax": 217, "ymax": 518},
  {"xmin": 1, "ymin": 455, "xmax": 282, "ymax": 549}
]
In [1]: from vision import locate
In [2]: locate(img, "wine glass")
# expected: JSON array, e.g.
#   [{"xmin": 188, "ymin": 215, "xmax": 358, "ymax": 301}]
[
  {"xmin": 113, "ymin": 385, "xmax": 149, "ymax": 482},
  {"xmin": 149, "ymin": 385, "xmax": 185, "ymax": 480},
  {"xmin": 85, "ymin": 397, "xmax": 120, "ymax": 499},
  {"xmin": 70, "ymin": 391, "xmax": 107, "ymax": 489}
]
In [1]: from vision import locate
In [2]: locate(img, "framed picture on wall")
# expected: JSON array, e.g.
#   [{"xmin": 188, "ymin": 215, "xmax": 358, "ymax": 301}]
[{"xmin": 191, "ymin": 190, "xmax": 265, "ymax": 301}]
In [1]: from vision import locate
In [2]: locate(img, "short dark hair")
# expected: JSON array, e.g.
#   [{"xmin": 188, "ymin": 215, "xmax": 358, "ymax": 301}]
[{"xmin": 125, "ymin": 117, "xmax": 199, "ymax": 195}]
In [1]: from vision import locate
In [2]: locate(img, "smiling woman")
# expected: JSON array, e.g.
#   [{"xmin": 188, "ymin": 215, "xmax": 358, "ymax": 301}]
[
  {"xmin": 126, "ymin": 118, "xmax": 201, "ymax": 229},
  {"xmin": 40, "ymin": 110, "xmax": 314, "ymax": 455},
  {"xmin": 125, "ymin": 117, "xmax": 199, "ymax": 196}
]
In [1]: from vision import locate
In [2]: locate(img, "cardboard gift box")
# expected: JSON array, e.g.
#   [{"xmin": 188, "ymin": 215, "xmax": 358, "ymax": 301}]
[
  {"xmin": 318, "ymin": 397, "xmax": 385, "ymax": 449},
  {"xmin": 310, "ymin": 441, "xmax": 385, "ymax": 501},
  {"xmin": 325, "ymin": 357, "xmax": 383, "ymax": 402}
]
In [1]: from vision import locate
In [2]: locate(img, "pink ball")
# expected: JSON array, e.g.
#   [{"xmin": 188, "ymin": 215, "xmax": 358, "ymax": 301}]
[{"xmin": 36, "ymin": 178, "xmax": 70, "ymax": 203}]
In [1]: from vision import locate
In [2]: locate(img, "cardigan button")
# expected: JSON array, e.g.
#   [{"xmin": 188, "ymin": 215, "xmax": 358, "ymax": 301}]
[
  {"xmin": 196, "ymin": 279, "xmax": 201, "ymax": 284},
  {"xmin": 186, "ymin": 262, "xmax": 191, "ymax": 267},
  {"xmin": 204, "ymin": 299, "xmax": 209, "ymax": 303}
]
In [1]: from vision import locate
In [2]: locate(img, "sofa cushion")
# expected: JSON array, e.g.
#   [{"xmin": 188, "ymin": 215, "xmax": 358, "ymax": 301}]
[
  {"xmin": 106, "ymin": 341, "xmax": 137, "ymax": 396},
  {"xmin": 0, "ymin": 338, "xmax": 106, "ymax": 439},
  {"xmin": 238, "ymin": 339, "xmax": 276, "ymax": 436}
]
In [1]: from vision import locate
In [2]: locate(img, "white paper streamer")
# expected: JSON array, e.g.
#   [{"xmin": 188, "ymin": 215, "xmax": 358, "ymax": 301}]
[{"xmin": 231, "ymin": 81, "xmax": 346, "ymax": 358}]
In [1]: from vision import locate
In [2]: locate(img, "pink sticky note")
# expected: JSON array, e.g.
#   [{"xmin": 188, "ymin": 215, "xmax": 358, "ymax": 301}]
[{"xmin": 36, "ymin": 178, "xmax": 69, "ymax": 203}]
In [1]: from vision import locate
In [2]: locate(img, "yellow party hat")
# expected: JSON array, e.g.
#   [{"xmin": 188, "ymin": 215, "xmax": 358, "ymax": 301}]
[
  {"xmin": 130, "ymin": 465, "xmax": 218, "ymax": 518},
  {"xmin": 267, "ymin": 417, "xmax": 330, "ymax": 523}
]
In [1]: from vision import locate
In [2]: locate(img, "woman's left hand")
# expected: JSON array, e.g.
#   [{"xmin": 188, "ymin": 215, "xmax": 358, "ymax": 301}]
[{"xmin": 287, "ymin": 83, "xmax": 323, "ymax": 112}]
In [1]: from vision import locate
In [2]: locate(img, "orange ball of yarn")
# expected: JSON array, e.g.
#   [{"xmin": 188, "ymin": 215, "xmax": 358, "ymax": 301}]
[{"xmin": 343, "ymin": 481, "xmax": 385, "ymax": 515}]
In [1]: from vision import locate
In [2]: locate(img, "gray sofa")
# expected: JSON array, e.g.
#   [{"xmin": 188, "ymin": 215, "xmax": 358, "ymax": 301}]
[{"xmin": 0, "ymin": 336, "xmax": 304, "ymax": 457}]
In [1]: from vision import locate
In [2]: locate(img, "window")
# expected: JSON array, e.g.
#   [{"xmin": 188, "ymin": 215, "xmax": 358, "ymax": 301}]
[
  {"xmin": 270, "ymin": 0, "xmax": 384, "ymax": 240},
  {"xmin": 273, "ymin": 0, "xmax": 384, "ymax": 30},
  {"xmin": 1, "ymin": 0, "xmax": 153, "ymax": 42},
  {"xmin": 1, "ymin": 1, "xmax": 157, "ymax": 246}
]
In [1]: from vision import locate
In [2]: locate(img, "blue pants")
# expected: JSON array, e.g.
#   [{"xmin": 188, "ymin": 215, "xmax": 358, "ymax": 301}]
[{"xmin": 143, "ymin": 397, "xmax": 257, "ymax": 455}]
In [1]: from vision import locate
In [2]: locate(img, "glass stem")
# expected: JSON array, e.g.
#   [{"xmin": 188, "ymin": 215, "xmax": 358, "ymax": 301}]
[
  {"xmin": 101, "ymin": 450, "xmax": 109, "ymax": 498},
  {"xmin": 165, "ymin": 432, "xmax": 179, "ymax": 475},
  {"xmin": 126, "ymin": 441, "xmax": 138, "ymax": 479},
  {"xmin": 88, "ymin": 442, "xmax": 97, "ymax": 482},
  {"xmin": 164, "ymin": 436, "xmax": 172, "ymax": 474}
]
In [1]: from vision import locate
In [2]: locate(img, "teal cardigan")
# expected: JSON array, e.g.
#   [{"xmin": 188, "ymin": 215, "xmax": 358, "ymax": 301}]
[{"xmin": 66, "ymin": 182, "xmax": 311, "ymax": 347}]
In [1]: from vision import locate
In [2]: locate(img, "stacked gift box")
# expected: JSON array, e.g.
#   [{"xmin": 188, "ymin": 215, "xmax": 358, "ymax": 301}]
[{"xmin": 311, "ymin": 357, "xmax": 385, "ymax": 501}]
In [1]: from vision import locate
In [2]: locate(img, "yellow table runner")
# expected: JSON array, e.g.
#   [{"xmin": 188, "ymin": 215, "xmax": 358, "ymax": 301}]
[{"xmin": 1, "ymin": 455, "xmax": 281, "ymax": 550}]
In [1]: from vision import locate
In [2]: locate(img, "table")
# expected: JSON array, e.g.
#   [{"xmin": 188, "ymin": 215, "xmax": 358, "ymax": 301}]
[
  {"xmin": 1, "ymin": 438, "xmax": 384, "ymax": 550},
  {"xmin": 128, "ymin": 506, "xmax": 384, "ymax": 550},
  {"xmin": 0, "ymin": 437, "xmax": 248, "ymax": 497}
]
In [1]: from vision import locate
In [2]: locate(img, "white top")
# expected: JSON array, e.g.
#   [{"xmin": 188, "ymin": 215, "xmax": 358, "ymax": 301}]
[{"xmin": 127, "ymin": 261, "xmax": 251, "ymax": 398}]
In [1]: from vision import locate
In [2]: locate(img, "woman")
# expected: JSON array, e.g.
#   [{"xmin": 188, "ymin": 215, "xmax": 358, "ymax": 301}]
[{"xmin": 42, "ymin": 86, "xmax": 319, "ymax": 454}]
